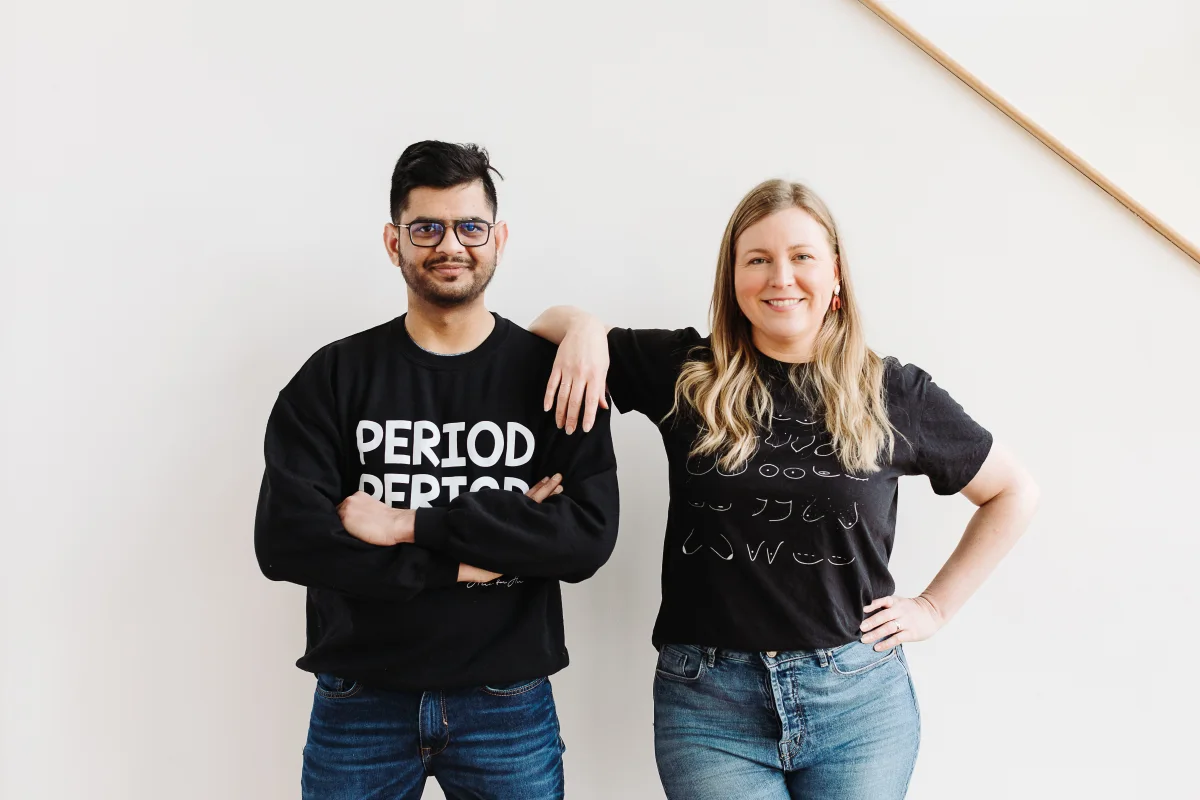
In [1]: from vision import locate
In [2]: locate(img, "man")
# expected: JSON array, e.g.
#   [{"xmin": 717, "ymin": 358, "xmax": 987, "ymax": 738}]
[{"xmin": 255, "ymin": 140, "xmax": 619, "ymax": 799}]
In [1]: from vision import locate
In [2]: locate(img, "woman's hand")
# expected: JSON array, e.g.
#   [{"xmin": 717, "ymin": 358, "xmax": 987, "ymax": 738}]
[
  {"xmin": 860, "ymin": 594, "xmax": 946, "ymax": 651},
  {"xmin": 543, "ymin": 315, "xmax": 610, "ymax": 435}
]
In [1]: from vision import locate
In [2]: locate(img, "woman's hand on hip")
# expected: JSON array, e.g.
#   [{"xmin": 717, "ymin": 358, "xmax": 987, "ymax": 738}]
[{"xmin": 860, "ymin": 594, "xmax": 946, "ymax": 651}]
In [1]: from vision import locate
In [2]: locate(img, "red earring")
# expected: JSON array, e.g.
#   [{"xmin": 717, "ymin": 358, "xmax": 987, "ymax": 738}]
[{"xmin": 831, "ymin": 286, "xmax": 842, "ymax": 311}]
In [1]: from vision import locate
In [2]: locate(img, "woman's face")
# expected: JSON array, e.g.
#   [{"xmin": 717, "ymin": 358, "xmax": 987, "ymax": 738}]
[{"xmin": 733, "ymin": 207, "xmax": 839, "ymax": 361}]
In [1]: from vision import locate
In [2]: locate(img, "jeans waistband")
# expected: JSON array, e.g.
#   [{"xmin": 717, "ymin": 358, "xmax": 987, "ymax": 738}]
[{"xmin": 692, "ymin": 644, "xmax": 854, "ymax": 668}]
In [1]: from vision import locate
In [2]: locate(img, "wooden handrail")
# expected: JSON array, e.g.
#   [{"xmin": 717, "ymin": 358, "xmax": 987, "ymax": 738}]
[{"xmin": 855, "ymin": 0, "xmax": 1200, "ymax": 266}]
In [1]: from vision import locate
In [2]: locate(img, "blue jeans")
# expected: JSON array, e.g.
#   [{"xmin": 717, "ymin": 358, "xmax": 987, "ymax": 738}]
[
  {"xmin": 302, "ymin": 673, "xmax": 565, "ymax": 799},
  {"xmin": 654, "ymin": 641, "xmax": 921, "ymax": 799}
]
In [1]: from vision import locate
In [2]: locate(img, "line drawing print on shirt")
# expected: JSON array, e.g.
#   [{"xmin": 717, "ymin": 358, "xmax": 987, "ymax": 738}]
[
  {"xmin": 791, "ymin": 435, "xmax": 817, "ymax": 455},
  {"xmin": 709, "ymin": 502, "xmax": 732, "ymax": 511},
  {"xmin": 764, "ymin": 431, "xmax": 792, "ymax": 448},
  {"xmin": 793, "ymin": 553, "xmax": 824, "ymax": 565},
  {"xmin": 747, "ymin": 540, "xmax": 787, "ymax": 564},
  {"xmin": 715, "ymin": 459, "xmax": 749, "ymax": 477},
  {"xmin": 802, "ymin": 502, "xmax": 826, "ymax": 522},
  {"xmin": 837, "ymin": 502, "xmax": 859, "ymax": 530},
  {"xmin": 845, "ymin": 474, "xmax": 869, "ymax": 482},
  {"xmin": 768, "ymin": 500, "xmax": 793, "ymax": 522},
  {"xmin": 759, "ymin": 463, "xmax": 780, "ymax": 478},
  {"xmin": 688, "ymin": 499, "xmax": 705, "ymax": 508},
  {"xmin": 772, "ymin": 415, "xmax": 791, "ymax": 422},
  {"xmin": 682, "ymin": 530, "xmax": 733, "ymax": 560},
  {"xmin": 814, "ymin": 442, "xmax": 837, "ymax": 457},
  {"xmin": 685, "ymin": 455, "xmax": 716, "ymax": 476},
  {"xmin": 751, "ymin": 498, "xmax": 769, "ymax": 517},
  {"xmin": 710, "ymin": 534, "xmax": 734, "ymax": 561},
  {"xmin": 814, "ymin": 468, "xmax": 841, "ymax": 478},
  {"xmin": 783, "ymin": 467, "xmax": 806, "ymax": 480},
  {"xmin": 826, "ymin": 555, "xmax": 856, "ymax": 566}
]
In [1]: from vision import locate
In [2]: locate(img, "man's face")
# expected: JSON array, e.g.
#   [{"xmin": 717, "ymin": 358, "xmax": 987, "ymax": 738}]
[{"xmin": 385, "ymin": 181, "xmax": 508, "ymax": 308}]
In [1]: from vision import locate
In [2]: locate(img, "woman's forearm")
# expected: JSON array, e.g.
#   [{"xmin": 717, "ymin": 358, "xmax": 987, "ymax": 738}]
[
  {"xmin": 529, "ymin": 306, "xmax": 601, "ymax": 345},
  {"xmin": 920, "ymin": 479, "xmax": 1040, "ymax": 624}
]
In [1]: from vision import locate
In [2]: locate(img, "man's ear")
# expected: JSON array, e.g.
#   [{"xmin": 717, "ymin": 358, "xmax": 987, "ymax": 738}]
[
  {"xmin": 493, "ymin": 220, "xmax": 510, "ymax": 263},
  {"xmin": 383, "ymin": 223, "xmax": 402, "ymax": 266}
]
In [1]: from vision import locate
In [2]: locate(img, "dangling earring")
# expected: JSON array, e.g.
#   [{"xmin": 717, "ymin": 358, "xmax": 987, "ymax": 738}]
[{"xmin": 831, "ymin": 284, "xmax": 842, "ymax": 312}]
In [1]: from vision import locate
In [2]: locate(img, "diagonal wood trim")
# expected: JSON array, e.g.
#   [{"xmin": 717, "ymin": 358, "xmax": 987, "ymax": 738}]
[{"xmin": 855, "ymin": 0, "xmax": 1200, "ymax": 266}]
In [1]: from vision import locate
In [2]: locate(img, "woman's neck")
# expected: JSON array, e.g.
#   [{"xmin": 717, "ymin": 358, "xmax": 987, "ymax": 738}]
[{"xmin": 751, "ymin": 328, "xmax": 815, "ymax": 364}]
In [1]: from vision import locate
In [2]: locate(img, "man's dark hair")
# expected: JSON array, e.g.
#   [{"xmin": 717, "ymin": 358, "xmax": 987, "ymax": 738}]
[{"xmin": 389, "ymin": 141, "xmax": 503, "ymax": 223}]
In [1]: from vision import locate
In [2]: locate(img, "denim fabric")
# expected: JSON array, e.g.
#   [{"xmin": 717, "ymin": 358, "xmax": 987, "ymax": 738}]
[
  {"xmin": 654, "ymin": 640, "xmax": 920, "ymax": 799},
  {"xmin": 302, "ymin": 674, "xmax": 565, "ymax": 799}
]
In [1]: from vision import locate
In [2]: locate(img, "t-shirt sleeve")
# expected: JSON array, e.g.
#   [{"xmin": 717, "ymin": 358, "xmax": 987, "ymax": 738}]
[
  {"xmin": 606, "ymin": 327, "xmax": 705, "ymax": 421},
  {"xmin": 893, "ymin": 362, "xmax": 994, "ymax": 495}
]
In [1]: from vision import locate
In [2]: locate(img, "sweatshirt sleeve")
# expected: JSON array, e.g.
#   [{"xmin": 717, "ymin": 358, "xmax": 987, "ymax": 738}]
[
  {"xmin": 254, "ymin": 385, "xmax": 461, "ymax": 602},
  {"xmin": 606, "ymin": 327, "xmax": 704, "ymax": 421},
  {"xmin": 412, "ymin": 406, "xmax": 619, "ymax": 583}
]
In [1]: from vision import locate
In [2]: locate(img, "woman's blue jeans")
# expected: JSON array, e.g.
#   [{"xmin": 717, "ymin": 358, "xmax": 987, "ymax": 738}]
[{"xmin": 653, "ymin": 641, "xmax": 921, "ymax": 799}]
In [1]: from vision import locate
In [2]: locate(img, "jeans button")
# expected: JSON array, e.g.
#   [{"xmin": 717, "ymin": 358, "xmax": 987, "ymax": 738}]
[{"xmin": 766, "ymin": 650, "xmax": 778, "ymax": 657}]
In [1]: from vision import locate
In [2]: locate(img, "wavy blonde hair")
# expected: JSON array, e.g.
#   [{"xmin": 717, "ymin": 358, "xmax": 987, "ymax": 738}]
[{"xmin": 669, "ymin": 180, "xmax": 894, "ymax": 474}]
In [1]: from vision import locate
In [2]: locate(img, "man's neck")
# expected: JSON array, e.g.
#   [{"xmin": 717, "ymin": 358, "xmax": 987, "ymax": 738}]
[{"xmin": 404, "ymin": 295, "xmax": 496, "ymax": 355}]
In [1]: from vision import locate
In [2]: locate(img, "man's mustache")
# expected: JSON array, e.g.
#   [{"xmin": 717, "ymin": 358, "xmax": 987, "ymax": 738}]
[{"xmin": 425, "ymin": 256, "xmax": 474, "ymax": 269}]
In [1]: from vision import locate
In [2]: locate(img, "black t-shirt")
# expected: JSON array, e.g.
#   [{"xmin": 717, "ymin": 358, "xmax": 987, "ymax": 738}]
[
  {"xmin": 255, "ymin": 314, "xmax": 619, "ymax": 690},
  {"xmin": 607, "ymin": 327, "xmax": 992, "ymax": 651}
]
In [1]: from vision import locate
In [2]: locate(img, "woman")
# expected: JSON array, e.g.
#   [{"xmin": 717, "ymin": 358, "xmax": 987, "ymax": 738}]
[{"xmin": 529, "ymin": 180, "xmax": 1038, "ymax": 799}]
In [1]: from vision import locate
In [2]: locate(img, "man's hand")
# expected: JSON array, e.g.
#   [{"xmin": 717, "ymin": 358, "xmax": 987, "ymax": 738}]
[
  {"xmin": 455, "ymin": 475, "xmax": 564, "ymax": 583},
  {"xmin": 526, "ymin": 473, "xmax": 564, "ymax": 502},
  {"xmin": 457, "ymin": 563, "xmax": 503, "ymax": 583},
  {"xmin": 339, "ymin": 476, "xmax": 563, "ymax": 548},
  {"xmin": 337, "ymin": 491, "xmax": 414, "ymax": 546}
]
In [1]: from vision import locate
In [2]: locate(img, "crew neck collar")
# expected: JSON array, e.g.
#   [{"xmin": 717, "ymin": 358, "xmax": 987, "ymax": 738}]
[{"xmin": 392, "ymin": 312, "xmax": 510, "ymax": 370}]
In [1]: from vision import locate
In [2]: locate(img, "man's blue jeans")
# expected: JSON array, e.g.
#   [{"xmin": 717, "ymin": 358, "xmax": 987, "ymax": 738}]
[
  {"xmin": 654, "ymin": 641, "xmax": 921, "ymax": 799},
  {"xmin": 302, "ymin": 673, "xmax": 565, "ymax": 799}
]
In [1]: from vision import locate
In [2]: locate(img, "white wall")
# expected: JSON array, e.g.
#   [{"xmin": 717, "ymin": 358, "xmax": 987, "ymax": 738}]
[
  {"xmin": 3, "ymin": 1, "xmax": 1198, "ymax": 798},
  {"xmin": 887, "ymin": 0, "xmax": 1200, "ymax": 251}
]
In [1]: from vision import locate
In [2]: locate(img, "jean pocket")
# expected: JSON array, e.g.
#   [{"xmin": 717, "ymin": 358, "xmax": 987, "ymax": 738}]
[
  {"xmin": 314, "ymin": 673, "xmax": 363, "ymax": 700},
  {"xmin": 828, "ymin": 640, "xmax": 900, "ymax": 677},
  {"xmin": 655, "ymin": 644, "xmax": 705, "ymax": 683},
  {"xmin": 481, "ymin": 676, "xmax": 547, "ymax": 697}
]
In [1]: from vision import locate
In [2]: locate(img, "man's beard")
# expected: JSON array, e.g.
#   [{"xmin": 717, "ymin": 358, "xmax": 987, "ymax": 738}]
[{"xmin": 399, "ymin": 252, "xmax": 497, "ymax": 308}]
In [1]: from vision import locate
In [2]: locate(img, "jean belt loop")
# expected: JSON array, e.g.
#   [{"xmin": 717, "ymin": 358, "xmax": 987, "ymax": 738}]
[
  {"xmin": 817, "ymin": 649, "xmax": 830, "ymax": 668},
  {"xmin": 703, "ymin": 646, "xmax": 717, "ymax": 668}
]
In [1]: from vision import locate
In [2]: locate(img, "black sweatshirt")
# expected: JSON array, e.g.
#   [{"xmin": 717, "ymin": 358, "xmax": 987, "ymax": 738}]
[
  {"xmin": 606, "ymin": 327, "xmax": 992, "ymax": 651},
  {"xmin": 255, "ymin": 313, "xmax": 619, "ymax": 690}
]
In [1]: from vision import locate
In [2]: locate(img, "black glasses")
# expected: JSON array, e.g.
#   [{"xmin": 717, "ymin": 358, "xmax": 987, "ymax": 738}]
[{"xmin": 394, "ymin": 219, "xmax": 495, "ymax": 247}]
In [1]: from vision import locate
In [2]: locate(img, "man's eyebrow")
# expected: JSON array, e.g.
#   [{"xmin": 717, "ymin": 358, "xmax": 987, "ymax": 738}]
[{"xmin": 403, "ymin": 215, "xmax": 490, "ymax": 223}]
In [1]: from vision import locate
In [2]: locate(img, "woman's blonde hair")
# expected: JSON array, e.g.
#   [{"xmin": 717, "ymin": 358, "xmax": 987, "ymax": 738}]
[{"xmin": 670, "ymin": 179, "xmax": 893, "ymax": 474}]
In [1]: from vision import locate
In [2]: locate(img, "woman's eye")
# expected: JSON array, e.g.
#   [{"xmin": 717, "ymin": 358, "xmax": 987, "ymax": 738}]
[
  {"xmin": 749, "ymin": 257, "xmax": 766, "ymax": 265},
  {"xmin": 794, "ymin": 253, "xmax": 812, "ymax": 261}
]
